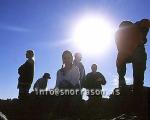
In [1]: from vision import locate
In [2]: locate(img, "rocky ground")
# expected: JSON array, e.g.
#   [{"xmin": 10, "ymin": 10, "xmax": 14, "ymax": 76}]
[{"xmin": 0, "ymin": 85, "xmax": 150, "ymax": 120}]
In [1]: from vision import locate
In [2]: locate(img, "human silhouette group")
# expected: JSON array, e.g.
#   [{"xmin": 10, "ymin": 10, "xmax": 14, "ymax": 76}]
[{"xmin": 17, "ymin": 19, "xmax": 150, "ymax": 102}]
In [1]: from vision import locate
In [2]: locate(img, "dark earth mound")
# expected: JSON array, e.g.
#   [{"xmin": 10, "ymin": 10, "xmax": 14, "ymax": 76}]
[{"xmin": 0, "ymin": 85, "xmax": 150, "ymax": 120}]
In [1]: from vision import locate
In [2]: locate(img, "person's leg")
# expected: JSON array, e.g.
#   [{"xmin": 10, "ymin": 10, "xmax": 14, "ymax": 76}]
[
  {"xmin": 18, "ymin": 86, "xmax": 24, "ymax": 100},
  {"xmin": 132, "ymin": 62, "xmax": 146, "ymax": 95},
  {"xmin": 118, "ymin": 64, "xmax": 126, "ymax": 87},
  {"xmin": 24, "ymin": 86, "xmax": 30, "ymax": 97},
  {"xmin": 117, "ymin": 53, "xmax": 127, "ymax": 87},
  {"xmin": 18, "ymin": 85, "xmax": 30, "ymax": 100},
  {"xmin": 132, "ymin": 47, "xmax": 147, "ymax": 95}
]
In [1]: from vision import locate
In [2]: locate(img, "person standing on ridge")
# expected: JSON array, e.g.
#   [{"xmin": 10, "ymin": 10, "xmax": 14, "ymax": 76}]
[
  {"xmin": 17, "ymin": 50, "xmax": 34, "ymax": 100},
  {"xmin": 85, "ymin": 64, "xmax": 106, "ymax": 104},
  {"xmin": 116, "ymin": 19, "xmax": 150, "ymax": 95}
]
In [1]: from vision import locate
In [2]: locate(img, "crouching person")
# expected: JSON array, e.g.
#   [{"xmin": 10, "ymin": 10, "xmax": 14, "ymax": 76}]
[{"xmin": 33, "ymin": 73, "xmax": 51, "ymax": 94}]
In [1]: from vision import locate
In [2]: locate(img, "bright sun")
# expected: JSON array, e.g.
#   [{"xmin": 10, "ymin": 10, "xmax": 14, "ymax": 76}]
[{"xmin": 72, "ymin": 15, "xmax": 114, "ymax": 56}]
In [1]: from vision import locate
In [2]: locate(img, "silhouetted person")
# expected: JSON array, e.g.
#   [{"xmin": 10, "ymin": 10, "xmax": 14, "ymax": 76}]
[
  {"xmin": 85, "ymin": 64, "xmax": 106, "ymax": 104},
  {"xmin": 33, "ymin": 73, "xmax": 51, "ymax": 91},
  {"xmin": 73, "ymin": 52, "xmax": 86, "ymax": 88},
  {"xmin": 56, "ymin": 50, "xmax": 80, "ymax": 89},
  {"xmin": 55, "ymin": 50, "xmax": 80, "ymax": 118},
  {"xmin": 116, "ymin": 19, "xmax": 149, "ymax": 94},
  {"xmin": 17, "ymin": 50, "xmax": 34, "ymax": 100}
]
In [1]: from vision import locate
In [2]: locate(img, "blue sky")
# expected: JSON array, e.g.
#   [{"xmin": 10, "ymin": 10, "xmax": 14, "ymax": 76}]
[{"xmin": 0, "ymin": 0, "xmax": 150, "ymax": 99}]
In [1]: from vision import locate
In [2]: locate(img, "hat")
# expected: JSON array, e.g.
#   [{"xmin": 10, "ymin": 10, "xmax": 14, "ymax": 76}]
[{"xmin": 43, "ymin": 73, "xmax": 51, "ymax": 79}]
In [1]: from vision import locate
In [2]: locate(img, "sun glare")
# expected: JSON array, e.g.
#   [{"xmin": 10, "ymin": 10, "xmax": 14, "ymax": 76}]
[{"xmin": 72, "ymin": 15, "xmax": 114, "ymax": 56}]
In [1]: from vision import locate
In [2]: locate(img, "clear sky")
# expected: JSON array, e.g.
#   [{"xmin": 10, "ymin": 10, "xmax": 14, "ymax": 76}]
[{"xmin": 0, "ymin": 0, "xmax": 150, "ymax": 99}]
